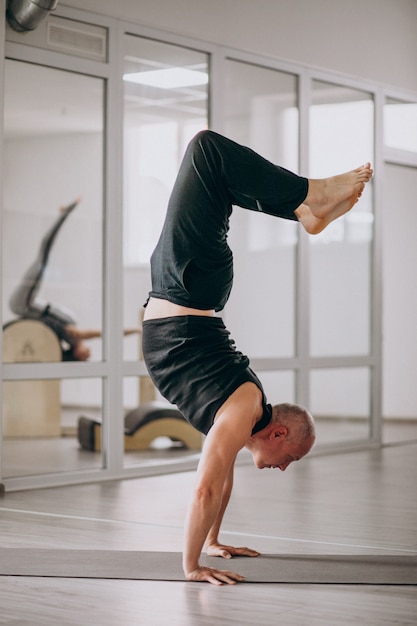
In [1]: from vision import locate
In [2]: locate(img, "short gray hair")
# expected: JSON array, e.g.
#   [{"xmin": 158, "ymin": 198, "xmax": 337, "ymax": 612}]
[{"xmin": 271, "ymin": 403, "xmax": 316, "ymax": 443}]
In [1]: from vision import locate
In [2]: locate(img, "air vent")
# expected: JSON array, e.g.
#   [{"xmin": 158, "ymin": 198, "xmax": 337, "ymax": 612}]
[{"xmin": 47, "ymin": 20, "xmax": 107, "ymax": 62}]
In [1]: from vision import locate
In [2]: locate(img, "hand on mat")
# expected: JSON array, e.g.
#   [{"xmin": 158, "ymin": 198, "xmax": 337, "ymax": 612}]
[
  {"xmin": 205, "ymin": 542, "xmax": 260, "ymax": 559},
  {"xmin": 185, "ymin": 565, "xmax": 245, "ymax": 586}
]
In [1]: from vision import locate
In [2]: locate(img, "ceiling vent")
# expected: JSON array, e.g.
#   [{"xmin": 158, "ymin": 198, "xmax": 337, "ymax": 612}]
[{"xmin": 6, "ymin": 0, "xmax": 59, "ymax": 32}]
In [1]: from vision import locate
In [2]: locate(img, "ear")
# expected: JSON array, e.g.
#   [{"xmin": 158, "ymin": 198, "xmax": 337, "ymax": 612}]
[{"xmin": 270, "ymin": 425, "xmax": 288, "ymax": 440}]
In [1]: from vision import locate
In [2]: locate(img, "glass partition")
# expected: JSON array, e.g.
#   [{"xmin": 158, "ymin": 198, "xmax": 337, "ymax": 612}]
[
  {"xmin": 307, "ymin": 81, "xmax": 375, "ymax": 446},
  {"xmin": 122, "ymin": 35, "xmax": 209, "ymax": 363},
  {"xmin": 256, "ymin": 370, "xmax": 296, "ymax": 405},
  {"xmin": 122, "ymin": 376, "xmax": 201, "ymax": 468},
  {"xmin": 0, "ymin": 16, "xmax": 386, "ymax": 490},
  {"xmin": 121, "ymin": 35, "xmax": 209, "ymax": 468},
  {"xmin": 2, "ymin": 377, "xmax": 104, "ymax": 477},
  {"xmin": 2, "ymin": 60, "xmax": 104, "ymax": 363},
  {"xmin": 382, "ymin": 163, "xmax": 417, "ymax": 444},
  {"xmin": 309, "ymin": 81, "xmax": 374, "ymax": 358},
  {"xmin": 310, "ymin": 367, "xmax": 371, "ymax": 444},
  {"xmin": 223, "ymin": 60, "xmax": 299, "ymax": 359},
  {"xmin": 1, "ymin": 59, "xmax": 105, "ymax": 479},
  {"xmin": 384, "ymin": 98, "xmax": 417, "ymax": 153}
]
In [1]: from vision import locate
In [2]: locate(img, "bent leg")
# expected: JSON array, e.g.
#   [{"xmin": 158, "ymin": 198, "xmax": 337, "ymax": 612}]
[
  {"xmin": 170, "ymin": 130, "xmax": 309, "ymax": 223},
  {"xmin": 173, "ymin": 131, "xmax": 372, "ymax": 235}
]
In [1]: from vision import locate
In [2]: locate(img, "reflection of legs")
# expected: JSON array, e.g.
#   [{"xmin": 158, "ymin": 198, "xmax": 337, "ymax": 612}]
[{"xmin": 9, "ymin": 199, "xmax": 80, "ymax": 316}]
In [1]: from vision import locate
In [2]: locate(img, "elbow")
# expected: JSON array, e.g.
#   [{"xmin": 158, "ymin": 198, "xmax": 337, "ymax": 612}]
[
  {"xmin": 193, "ymin": 482, "xmax": 222, "ymax": 511},
  {"xmin": 194, "ymin": 484, "xmax": 216, "ymax": 503}
]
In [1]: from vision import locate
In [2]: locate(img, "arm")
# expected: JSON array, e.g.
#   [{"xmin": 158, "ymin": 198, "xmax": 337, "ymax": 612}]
[
  {"xmin": 204, "ymin": 463, "xmax": 260, "ymax": 560},
  {"xmin": 183, "ymin": 382, "xmax": 262, "ymax": 585},
  {"xmin": 66, "ymin": 326, "xmax": 141, "ymax": 340},
  {"xmin": 182, "ymin": 429, "xmax": 244, "ymax": 585},
  {"xmin": 204, "ymin": 463, "xmax": 234, "ymax": 552}
]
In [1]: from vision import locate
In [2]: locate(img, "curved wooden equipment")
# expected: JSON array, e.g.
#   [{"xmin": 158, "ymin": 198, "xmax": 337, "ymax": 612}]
[
  {"xmin": 78, "ymin": 401, "xmax": 203, "ymax": 452},
  {"xmin": 2, "ymin": 319, "xmax": 62, "ymax": 437}
]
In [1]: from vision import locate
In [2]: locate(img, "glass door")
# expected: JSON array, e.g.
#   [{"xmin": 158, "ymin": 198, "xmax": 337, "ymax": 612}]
[
  {"xmin": 2, "ymin": 59, "xmax": 105, "ymax": 478},
  {"xmin": 223, "ymin": 59, "xmax": 300, "ymax": 405},
  {"xmin": 308, "ymin": 80, "xmax": 374, "ymax": 444},
  {"xmin": 382, "ymin": 97, "xmax": 417, "ymax": 444},
  {"xmin": 122, "ymin": 34, "xmax": 209, "ymax": 468}
]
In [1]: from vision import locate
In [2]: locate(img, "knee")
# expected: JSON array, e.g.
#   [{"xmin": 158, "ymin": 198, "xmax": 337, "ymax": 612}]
[
  {"xmin": 193, "ymin": 129, "xmax": 214, "ymax": 142},
  {"xmin": 185, "ymin": 130, "xmax": 221, "ymax": 174},
  {"xmin": 188, "ymin": 129, "xmax": 215, "ymax": 152}
]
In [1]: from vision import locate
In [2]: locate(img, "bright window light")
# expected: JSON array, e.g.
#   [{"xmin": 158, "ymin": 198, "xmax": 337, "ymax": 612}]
[{"xmin": 123, "ymin": 67, "xmax": 208, "ymax": 89}]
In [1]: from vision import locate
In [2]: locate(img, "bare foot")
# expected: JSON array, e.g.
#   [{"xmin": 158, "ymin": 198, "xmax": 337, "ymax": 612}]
[
  {"xmin": 59, "ymin": 197, "xmax": 81, "ymax": 215},
  {"xmin": 295, "ymin": 163, "xmax": 373, "ymax": 234}
]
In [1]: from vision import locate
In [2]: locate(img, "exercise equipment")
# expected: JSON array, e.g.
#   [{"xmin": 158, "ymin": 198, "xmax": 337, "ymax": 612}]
[
  {"xmin": 1, "ymin": 548, "xmax": 415, "ymax": 584},
  {"xmin": 77, "ymin": 401, "xmax": 203, "ymax": 452},
  {"xmin": 2, "ymin": 318, "xmax": 61, "ymax": 437},
  {"xmin": 76, "ymin": 306, "xmax": 202, "ymax": 453}
]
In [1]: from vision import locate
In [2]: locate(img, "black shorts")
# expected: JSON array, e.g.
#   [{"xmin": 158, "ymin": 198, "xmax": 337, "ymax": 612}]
[{"xmin": 142, "ymin": 315, "xmax": 268, "ymax": 435}]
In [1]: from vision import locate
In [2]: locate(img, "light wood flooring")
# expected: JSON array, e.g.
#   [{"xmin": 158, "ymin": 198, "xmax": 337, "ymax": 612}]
[{"xmin": 0, "ymin": 441, "xmax": 416, "ymax": 625}]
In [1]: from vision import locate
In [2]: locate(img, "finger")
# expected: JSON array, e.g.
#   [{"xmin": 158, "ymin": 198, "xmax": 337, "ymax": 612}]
[
  {"xmin": 207, "ymin": 575, "xmax": 224, "ymax": 586},
  {"xmin": 219, "ymin": 550, "xmax": 232, "ymax": 559},
  {"xmin": 213, "ymin": 570, "xmax": 245, "ymax": 585},
  {"xmin": 187, "ymin": 567, "xmax": 244, "ymax": 585},
  {"xmin": 206, "ymin": 546, "xmax": 232, "ymax": 559},
  {"xmin": 229, "ymin": 547, "xmax": 260, "ymax": 557}
]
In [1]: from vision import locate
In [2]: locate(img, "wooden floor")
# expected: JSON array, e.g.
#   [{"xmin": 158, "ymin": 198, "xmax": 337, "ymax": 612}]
[{"xmin": 0, "ymin": 442, "xmax": 416, "ymax": 625}]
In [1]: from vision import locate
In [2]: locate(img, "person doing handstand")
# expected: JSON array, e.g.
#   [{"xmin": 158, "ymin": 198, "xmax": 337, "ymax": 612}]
[
  {"xmin": 142, "ymin": 130, "xmax": 373, "ymax": 585},
  {"xmin": 9, "ymin": 199, "xmax": 139, "ymax": 360}
]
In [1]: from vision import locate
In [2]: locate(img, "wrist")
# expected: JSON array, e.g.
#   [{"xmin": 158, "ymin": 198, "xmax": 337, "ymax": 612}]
[
  {"xmin": 183, "ymin": 559, "xmax": 200, "ymax": 576},
  {"xmin": 204, "ymin": 534, "xmax": 218, "ymax": 549}
]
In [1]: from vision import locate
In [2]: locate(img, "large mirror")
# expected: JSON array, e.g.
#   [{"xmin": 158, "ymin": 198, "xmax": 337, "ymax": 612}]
[
  {"xmin": 223, "ymin": 59, "xmax": 300, "ymax": 364},
  {"xmin": 122, "ymin": 35, "xmax": 209, "ymax": 467},
  {"xmin": 2, "ymin": 59, "xmax": 105, "ymax": 477},
  {"xmin": 382, "ymin": 163, "xmax": 417, "ymax": 445},
  {"xmin": 309, "ymin": 81, "xmax": 374, "ymax": 444},
  {"xmin": 384, "ymin": 98, "xmax": 417, "ymax": 152}
]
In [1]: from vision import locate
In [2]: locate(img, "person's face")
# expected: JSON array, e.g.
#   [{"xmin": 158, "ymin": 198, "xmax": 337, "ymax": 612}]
[{"xmin": 251, "ymin": 429, "xmax": 313, "ymax": 471}]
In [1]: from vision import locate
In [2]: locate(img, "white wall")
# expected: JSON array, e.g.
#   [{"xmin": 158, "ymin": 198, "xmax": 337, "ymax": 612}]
[{"xmin": 62, "ymin": 0, "xmax": 417, "ymax": 92}]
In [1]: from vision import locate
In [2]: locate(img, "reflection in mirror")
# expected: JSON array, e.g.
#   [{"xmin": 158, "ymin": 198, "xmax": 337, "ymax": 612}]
[
  {"xmin": 384, "ymin": 98, "xmax": 417, "ymax": 153},
  {"xmin": 309, "ymin": 81, "xmax": 374, "ymax": 358},
  {"xmin": 310, "ymin": 368, "xmax": 371, "ymax": 444},
  {"xmin": 2, "ymin": 59, "xmax": 104, "ymax": 363},
  {"xmin": 122, "ymin": 377, "xmax": 202, "ymax": 469},
  {"xmin": 122, "ymin": 35, "xmax": 209, "ymax": 362},
  {"xmin": 223, "ymin": 60, "xmax": 299, "ymax": 359},
  {"xmin": 2, "ymin": 377, "xmax": 104, "ymax": 477}
]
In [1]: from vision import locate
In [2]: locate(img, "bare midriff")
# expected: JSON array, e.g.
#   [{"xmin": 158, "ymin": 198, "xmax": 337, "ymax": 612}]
[{"xmin": 143, "ymin": 297, "xmax": 215, "ymax": 321}]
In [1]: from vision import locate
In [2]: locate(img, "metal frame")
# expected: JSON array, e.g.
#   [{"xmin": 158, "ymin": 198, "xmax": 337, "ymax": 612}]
[
  {"xmin": 0, "ymin": 0, "xmax": 6, "ymax": 492},
  {"xmin": 1, "ymin": 3, "xmax": 416, "ymax": 490}
]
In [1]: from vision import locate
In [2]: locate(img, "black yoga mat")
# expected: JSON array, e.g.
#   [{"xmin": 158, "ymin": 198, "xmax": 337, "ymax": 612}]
[{"xmin": 0, "ymin": 549, "xmax": 415, "ymax": 584}]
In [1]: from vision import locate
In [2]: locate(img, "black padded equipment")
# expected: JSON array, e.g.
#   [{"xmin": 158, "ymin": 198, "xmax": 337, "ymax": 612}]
[{"xmin": 77, "ymin": 401, "xmax": 188, "ymax": 451}]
